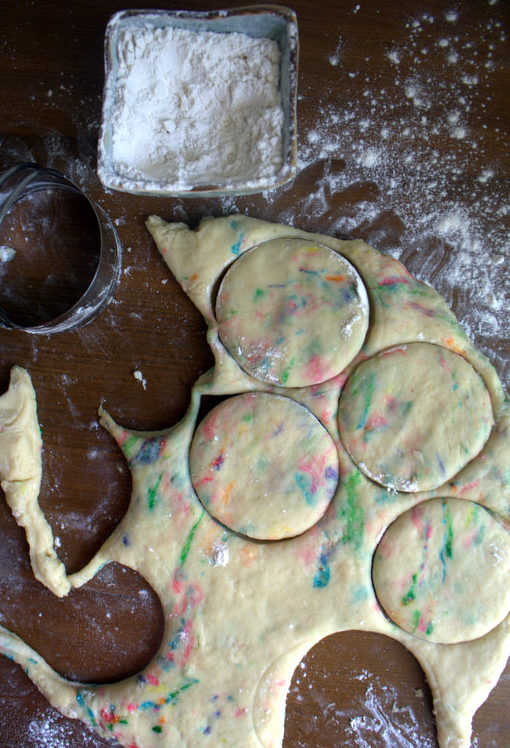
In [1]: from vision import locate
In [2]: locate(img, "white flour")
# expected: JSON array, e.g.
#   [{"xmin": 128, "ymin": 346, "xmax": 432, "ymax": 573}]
[{"xmin": 111, "ymin": 26, "xmax": 284, "ymax": 187}]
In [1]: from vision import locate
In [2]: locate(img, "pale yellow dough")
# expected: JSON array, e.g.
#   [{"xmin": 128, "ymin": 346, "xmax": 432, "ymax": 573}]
[
  {"xmin": 338, "ymin": 342, "xmax": 494, "ymax": 492},
  {"xmin": 373, "ymin": 497, "xmax": 510, "ymax": 644},
  {"xmin": 0, "ymin": 215, "xmax": 509, "ymax": 748},
  {"xmin": 215, "ymin": 236, "xmax": 369, "ymax": 387},
  {"xmin": 0, "ymin": 366, "xmax": 69, "ymax": 597},
  {"xmin": 190, "ymin": 391, "xmax": 339, "ymax": 539}
]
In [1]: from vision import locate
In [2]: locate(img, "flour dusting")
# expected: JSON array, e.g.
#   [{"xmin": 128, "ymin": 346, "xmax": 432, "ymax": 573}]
[
  {"xmin": 344, "ymin": 678, "xmax": 433, "ymax": 748},
  {"xmin": 109, "ymin": 25, "xmax": 284, "ymax": 187},
  {"xmin": 289, "ymin": 662, "xmax": 434, "ymax": 748},
  {"xmin": 26, "ymin": 709, "xmax": 116, "ymax": 747},
  {"xmin": 0, "ymin": 245, "xmax": 16, "ymax": 263}
]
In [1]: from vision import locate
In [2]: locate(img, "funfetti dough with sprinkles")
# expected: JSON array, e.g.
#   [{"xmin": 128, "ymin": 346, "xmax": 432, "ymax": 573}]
[
  {"xmin": 190, "ymin": 391, "xmax": 339, "ymax": 540},
  {"xmin": 0, "ymin": 214, "xmax": 509, "ymax": 748},
  {"xmin": 337, "ymin": 342, "xmax": 494, "ymax": 492},
  {"xmin": 215, "ymin": 236, "xmax": 369, "ymax": 387}
]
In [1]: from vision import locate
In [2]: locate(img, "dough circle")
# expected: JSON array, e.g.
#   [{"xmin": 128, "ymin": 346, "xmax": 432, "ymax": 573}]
[
  {"xmin": 215, "ymin": 237, "xmax": 369, "ymax": 387},
  {"xmin": 372, "ymin": 498, "xmax": 510, "ymax": 644},
  {"xmin": 189, "ymin": 392, "xmax": 339, "ymax": 539},
  {"xmin": 338, "ymin": 343, "xmax": 494, "ymax": 492}
]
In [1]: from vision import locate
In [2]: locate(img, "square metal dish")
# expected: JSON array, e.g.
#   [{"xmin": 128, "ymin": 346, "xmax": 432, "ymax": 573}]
[{"xmin": 97, "ymin": 6, "xmax": 299, "ymax": 197}]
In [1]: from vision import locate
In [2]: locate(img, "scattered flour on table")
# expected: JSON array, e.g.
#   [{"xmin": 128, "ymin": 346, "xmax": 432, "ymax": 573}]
[
  {"xmin": 26, "ymin": 710, "xmax": 115, "ymax": 747},
  {"xmin": 0, "ymin": 246, "xmax": 16, "ymax": 263},
  {"xmin": 234, "ymin": 5, "xmax": 509, "ymax": 387},
  {"xmin": 342, "ymin": 679, "xmax": 434, "ymax": 748},
  {"xmin": 110, "ymin": 26, "xmax": 284, "ymax": 186},
  {"xmin": 289, "ymin": 664, "xmax": 433, "ymax": 748}
]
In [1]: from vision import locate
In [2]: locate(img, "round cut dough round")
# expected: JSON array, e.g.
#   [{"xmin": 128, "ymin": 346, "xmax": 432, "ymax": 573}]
[
  {"xmin": 189, "ymin": 392, "xmax": 339, "ymax": 539},
  {"xmin": 215, "ymin": 237, "xmax": 369, "ymax": 387},
  {"xmin": 338, "ymin": 343, "xmax": 493, "ymax": 492},
  {"xmin": 372, "ymin": 498, "xmax": 510, "ymax": 643}
]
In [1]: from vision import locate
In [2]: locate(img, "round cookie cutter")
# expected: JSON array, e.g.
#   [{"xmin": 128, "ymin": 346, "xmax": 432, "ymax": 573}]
[{"xmin": 0, "ymin": 163, "xmax": 122, "ymax": 333}]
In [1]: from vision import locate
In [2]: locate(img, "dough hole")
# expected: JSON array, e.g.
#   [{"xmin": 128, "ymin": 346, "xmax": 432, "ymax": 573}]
[
  {"xmin": 216, "ymin": 236, "xmax": 369, "ymax": 387},
  {"xmin": 338, "ymin": 342, "xmax": 494, "ymax": 492},
  {"xmin": 39, "ymin": 429, "xmax": 132, "ymax": 575},
  {"xmin": 190, "ymin": 392, "xmax": 339, "ymax": 540},
  {"xmin": 285, "ymin": 631, "xmax": 436, "ymax": 746},
  {"xmin": 0, "ymin": 546, "xmax": 164, "ymax": 684},
  {"xmin": 372, "ymin": 498, "xmax": 510, "ymax": 644}
]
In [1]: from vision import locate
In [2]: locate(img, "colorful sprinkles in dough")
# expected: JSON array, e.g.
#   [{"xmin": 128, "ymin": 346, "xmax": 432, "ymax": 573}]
[
  {"xmin": 373, "ymin": 497, "xmax": 510, "ymax": 644},
  {"xmin": 216, "ymin": 236, "xmax": 369, "ymax": 387},
  {"xmin": 190, "ymin": 392, "xmax": 339, "ymax": 539},
  {"xmin": 338, "ymin": 342, "xmax": 494, "ymax": 492},
  {"xmin": 0, "ymin": 214, "xmax": 508, "ymax": 748}
]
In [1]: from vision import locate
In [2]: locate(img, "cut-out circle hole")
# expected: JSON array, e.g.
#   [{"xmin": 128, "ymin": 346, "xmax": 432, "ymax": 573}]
[
  {"xmin": 0, "ymin": 557, "xmax": 164, "ymax": 684},
  {"xmin": 285, "ymin": 631, "xmax": 437, "ymax": 746}
]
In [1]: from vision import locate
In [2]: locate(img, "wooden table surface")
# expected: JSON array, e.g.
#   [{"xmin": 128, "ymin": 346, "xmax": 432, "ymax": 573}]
[{"xmin": 0, "ymin": 0, "xmax": 508, "ymax": 745}]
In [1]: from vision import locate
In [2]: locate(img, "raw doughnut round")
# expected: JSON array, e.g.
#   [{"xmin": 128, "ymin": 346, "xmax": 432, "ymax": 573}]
[
  {"xmin": 338, "ymin": 343, "xmax": 493, "ymax": 492},
  {"xmin": 215, "ymin": 237, "xmax": 369, "ymax": 387},
  {"xmin": 372, "ymin": 498, "xmax": 510, "ymax": 643},
  {"xmin": 189, "ymin": 392, "xmax": 339, "ymax": 539}
]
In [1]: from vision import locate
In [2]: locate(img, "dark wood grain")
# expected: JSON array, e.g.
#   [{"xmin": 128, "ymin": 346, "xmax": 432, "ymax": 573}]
[{"xmin": 0, "ymin": 0, "xmax": 508, "ymax": 746}]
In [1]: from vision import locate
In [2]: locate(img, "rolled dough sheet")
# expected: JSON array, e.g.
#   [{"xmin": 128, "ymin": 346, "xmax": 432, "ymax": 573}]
[{"xmin": 0, "ymin": 215, "xmax": 509, "ymax": 748}]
